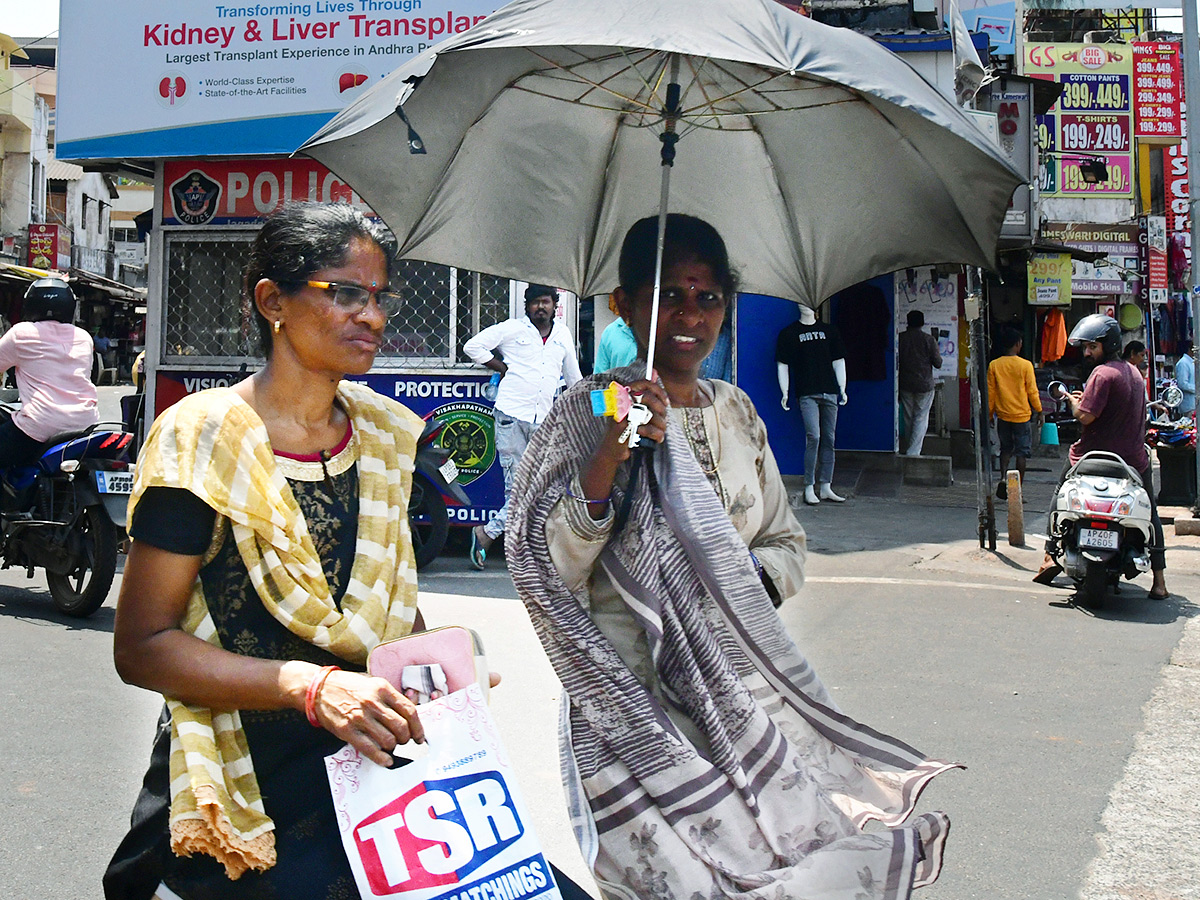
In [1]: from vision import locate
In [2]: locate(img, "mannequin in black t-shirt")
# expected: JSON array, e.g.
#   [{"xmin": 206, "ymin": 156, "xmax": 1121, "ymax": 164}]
[{"xmin": 775, "ymin": 306, "xmax": 847, "ymax": 505}]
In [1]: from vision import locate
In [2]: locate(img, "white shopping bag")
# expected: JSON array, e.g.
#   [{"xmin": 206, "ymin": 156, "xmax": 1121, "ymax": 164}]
[{"xmin": 326, "ymin": 682, "xmax": 562, "ymax": 900}]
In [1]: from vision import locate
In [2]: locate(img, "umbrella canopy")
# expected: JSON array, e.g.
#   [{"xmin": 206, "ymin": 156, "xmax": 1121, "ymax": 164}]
[{"xmin": 300, "ymin": 0, "xmax": 1023, "ymax": 307}]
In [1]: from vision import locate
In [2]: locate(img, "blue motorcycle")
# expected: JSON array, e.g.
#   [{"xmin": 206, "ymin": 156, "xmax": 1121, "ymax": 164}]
[{"xmin": 0, "ymin": 407, "xmax": 135, "ymax": 617}]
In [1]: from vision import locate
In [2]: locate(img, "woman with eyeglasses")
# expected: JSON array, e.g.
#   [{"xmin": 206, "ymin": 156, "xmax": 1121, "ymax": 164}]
[
  {"xmin": 105, "ymin": 202, "xmax": 432, "ymax": 899},
  {"xmin": 505, "ymin": 214, "xmax": 957, "ymax": 900}
]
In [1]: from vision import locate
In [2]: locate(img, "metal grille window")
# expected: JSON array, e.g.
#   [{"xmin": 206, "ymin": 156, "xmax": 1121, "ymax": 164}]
[
  {"xmin": 162, "ymin": 232, "xmax": 513, "ymax": 367},
  {"xmin": 164, "ymin": 233, "xmax": 255, "ymax": 361}
]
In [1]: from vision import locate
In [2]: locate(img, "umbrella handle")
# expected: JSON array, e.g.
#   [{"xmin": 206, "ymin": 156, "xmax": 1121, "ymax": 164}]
[{"xmin": 644, "ymin": 54, "xmax": 682, "ymax": 383}]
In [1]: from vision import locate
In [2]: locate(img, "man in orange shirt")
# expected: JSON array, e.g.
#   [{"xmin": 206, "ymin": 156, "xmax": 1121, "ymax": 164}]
[{"xmin": 988, "ymin": 327, "xmax": 1043, "ymax": 500}]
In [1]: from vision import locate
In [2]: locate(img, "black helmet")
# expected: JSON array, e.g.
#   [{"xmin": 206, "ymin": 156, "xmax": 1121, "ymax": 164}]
[
  {"xmin": 1068, "ymin": 314, "xmax": 1121, "ymax": 358},
  {"xmin": 23, "ymin": 277, "xmax": 76, "ymax": 324}
]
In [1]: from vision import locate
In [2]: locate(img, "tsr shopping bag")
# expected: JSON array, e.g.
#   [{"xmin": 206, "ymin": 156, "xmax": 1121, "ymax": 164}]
[{"xmin": 326, "ymin": 682, "xmax": 562, "ymax": 900}]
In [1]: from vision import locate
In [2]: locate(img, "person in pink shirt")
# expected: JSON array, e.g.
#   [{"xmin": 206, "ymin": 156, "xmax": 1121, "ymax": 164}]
[{"xmin": 0, "ymin": 278, "xmax": 98, "ymax": 469}]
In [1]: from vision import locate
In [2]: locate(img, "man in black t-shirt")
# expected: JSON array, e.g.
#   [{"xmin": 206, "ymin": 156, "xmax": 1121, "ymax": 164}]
[{"xmin": 775, "ymin": 307, "xmax": 847, "ymax": 505}]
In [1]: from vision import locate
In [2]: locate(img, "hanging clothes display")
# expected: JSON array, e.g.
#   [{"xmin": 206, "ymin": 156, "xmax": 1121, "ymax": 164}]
[
  {"xmin": 1041, "ymin": 307, "xmax": 1067, "ymax": 365},
  {"xmin": 1158, "ymin": 300, "xmax": 1176, "ymax": 356}
]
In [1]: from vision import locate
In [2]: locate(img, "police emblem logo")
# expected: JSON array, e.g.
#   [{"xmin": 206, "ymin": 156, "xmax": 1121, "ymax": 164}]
[
  {"xmin": 430, "ymin": 402, "xmax": 497, "ymax": 485},
  {"xmin": 170, "ymin": 170, "xmax": 221, "ymax": 226}
]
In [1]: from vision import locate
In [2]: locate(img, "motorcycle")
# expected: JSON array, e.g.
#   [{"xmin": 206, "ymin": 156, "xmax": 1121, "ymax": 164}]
[
  {"xmin": 1046, "ymin": 447, "xmax": 1153, "ymax": 609},
  {"xmin": 0, "ymin": 396, "xmax": 135, "ymax": 617},
  {"xmin": 409, "ymin": 417, "xmax": 470, "ymax": 569}
]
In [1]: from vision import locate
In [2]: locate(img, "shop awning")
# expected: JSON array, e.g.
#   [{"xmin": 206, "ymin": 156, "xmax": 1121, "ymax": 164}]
[
  {"xmin": 0, "ymin": 263, "xmax": 147, "ymax": 304},
  {"xmin": 997, "ymin": 241, "xmax": 1109, "ymax": 264},
  {"xmin": 68, "ymin": 268, "xmax": 147, "ymax": 303}
]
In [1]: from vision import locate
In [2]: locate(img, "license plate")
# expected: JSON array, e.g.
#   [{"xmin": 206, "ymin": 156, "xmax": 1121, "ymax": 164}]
[
  {"xmin": 1078, "ymin": 527, "xmax": 1119, "ymax": 550},
  {"xmin": 438, "ymin": 458, "xmax": 459, "ymax": 484},
  {"xmin": 95, "ymin": 470, "xmax": 133, "ymax": 494}
]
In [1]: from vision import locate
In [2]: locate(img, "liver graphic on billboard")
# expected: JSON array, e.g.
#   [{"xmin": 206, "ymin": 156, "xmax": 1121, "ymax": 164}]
[{"xmin": 56, "ymin": 0, "xmax": 496, "ymax": 160}]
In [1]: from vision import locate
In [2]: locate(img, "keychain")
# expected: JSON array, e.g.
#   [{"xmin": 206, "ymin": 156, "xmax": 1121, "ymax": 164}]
[{"xmin": 590, "ymin": 382, "xmax": 651, "ymax": 447}]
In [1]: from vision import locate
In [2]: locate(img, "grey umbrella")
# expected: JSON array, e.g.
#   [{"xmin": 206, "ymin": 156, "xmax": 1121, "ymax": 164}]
[{"xmin": 300, "ymin": 0, "xmax": 1021, "ymax": 380}]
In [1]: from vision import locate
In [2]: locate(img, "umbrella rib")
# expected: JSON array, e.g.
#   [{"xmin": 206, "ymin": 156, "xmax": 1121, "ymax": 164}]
[{"xmin": 516, "ymin": 46, "xmax": 668, "ymax": 117}]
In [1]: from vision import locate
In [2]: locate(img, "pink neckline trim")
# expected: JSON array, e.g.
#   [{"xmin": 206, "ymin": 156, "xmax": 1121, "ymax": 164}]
[{"xmin": 274, "ymin": 421, "xmax": 353, "ymax": 461}]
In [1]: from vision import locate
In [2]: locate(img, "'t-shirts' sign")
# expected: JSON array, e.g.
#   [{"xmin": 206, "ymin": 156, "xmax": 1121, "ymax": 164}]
[{"xmin": 56, "ymin": 0, "xmax": 495, "ymax": 160}]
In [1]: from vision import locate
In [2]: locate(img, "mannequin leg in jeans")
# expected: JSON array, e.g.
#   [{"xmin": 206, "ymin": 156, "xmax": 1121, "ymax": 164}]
[{"xmin": 798, "ymin": 393, "xmax": 843, "ymax": 504}]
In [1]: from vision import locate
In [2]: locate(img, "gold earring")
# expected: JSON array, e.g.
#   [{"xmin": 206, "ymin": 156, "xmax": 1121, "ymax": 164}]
[{"xmin": 274, "ymin": 320, "xmax": 282, "ymax": 334}]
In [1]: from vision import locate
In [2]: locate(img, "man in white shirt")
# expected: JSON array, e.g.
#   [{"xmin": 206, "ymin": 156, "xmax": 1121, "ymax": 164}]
[{"xmin": 463, "ymin": 284, "xmax": 582, "ymax": 568}]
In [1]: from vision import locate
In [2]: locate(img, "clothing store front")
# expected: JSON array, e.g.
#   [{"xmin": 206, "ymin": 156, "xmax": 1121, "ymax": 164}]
[
  {"xmin": 736, "ymin": 268, "xmax": 962, "ymax": 477},
  {"xmin": 1019, "ymin": 223, "xmax": 1152, "ymax": 445}
]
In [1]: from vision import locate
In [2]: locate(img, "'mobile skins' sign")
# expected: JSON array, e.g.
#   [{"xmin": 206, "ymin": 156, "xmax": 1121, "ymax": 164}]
[{"xmin": 56, "ymin": 0, "xmax": 495, "ymax": 160}]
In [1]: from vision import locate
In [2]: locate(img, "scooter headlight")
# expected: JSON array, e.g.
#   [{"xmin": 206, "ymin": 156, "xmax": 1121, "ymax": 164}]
[{"xmin": 1066, "ymin": 488, "xmax": 1085, "ymax": 511}]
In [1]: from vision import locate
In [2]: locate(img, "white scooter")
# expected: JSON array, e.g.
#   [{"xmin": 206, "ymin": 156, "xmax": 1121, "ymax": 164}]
[{"xmin": 1044, "ymin": 381, "xmax": 1156, "ymax": 608}]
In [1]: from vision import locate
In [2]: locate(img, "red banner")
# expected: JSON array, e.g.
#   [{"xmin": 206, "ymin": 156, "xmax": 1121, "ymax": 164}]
[
  {"xmin": 161, "ymin": 158, "xmax": 374, "ymax": 226},
  {"xmin": 1163, "ymin": 107, "xmax": 1189, "ymax": 287},
  {"xmin": 27, "ymin": 223, "xmax": 71, "ymax": 270},
  {"xmin": 1133, "ymin": 41, "xmax": 1183, "ymax": 143}
]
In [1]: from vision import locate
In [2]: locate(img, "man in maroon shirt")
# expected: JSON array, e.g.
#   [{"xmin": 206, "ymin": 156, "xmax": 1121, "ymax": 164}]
[{"xmin": 1036, "ymin": 315, "xmax": 1168, "ymax": 598}]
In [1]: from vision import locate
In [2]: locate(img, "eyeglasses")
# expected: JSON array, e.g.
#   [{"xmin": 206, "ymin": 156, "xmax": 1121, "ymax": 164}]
[
  {"xmin": 304, "ymin": 280, "xmax": 405, "ymax": 316},
  {"xmin": 659, "ymin": 286, "xmax": 726, "ymax": 311}
]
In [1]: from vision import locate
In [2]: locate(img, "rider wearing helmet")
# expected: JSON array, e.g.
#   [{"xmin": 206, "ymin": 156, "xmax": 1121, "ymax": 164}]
[
  {"xmin": 1035, "ymin": 314, "xmax": 1168, "ymax": 598},
  {"xmin": 0, "ymin": 278, "xmax": 99, "ymax": 469}
]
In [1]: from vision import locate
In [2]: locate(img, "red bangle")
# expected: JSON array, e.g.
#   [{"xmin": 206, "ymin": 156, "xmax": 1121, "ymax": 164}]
[{"xmin": 304, "ymin": 665, "xmax": 340, "ymax": 728}]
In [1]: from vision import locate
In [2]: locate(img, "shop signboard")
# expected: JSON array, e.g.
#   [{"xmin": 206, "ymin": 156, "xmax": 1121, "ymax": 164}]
[
  {"xmin": 1024, "ymin": 42, "xmax": 1135, "ymax": 198},
  {"xmin": 1026, "ymin": 252, "xmax": 1072, "ymax": 306},
  {"xmin": 153, "ymin": 369, "xmax": 505, "ymax": 522},
  {"xmin": 1132, "ymin": 41, "xmax": 1182, "ymax": 144},
  {"xmin": 1138, "ymin": 215, "xmax": 1169, "ymax": 305},
  {"xmin": 893, "ymin": 269, "xmax": 959, "ymax": 373},
  {"xmin": 1041, "ymin": 222, "xmax": 1139, "ymax": 296},
  {"xmin": 161, "ymin": 158, "xmax": 372, "ymax": 226},
  {"xmin": 56, "ymin": 0, "xmax": 495, "ymax": 160},
  {"xmin": 27, "ymin": 224, "xmax": 71, "ymax": 271},
  {"xmin": 1164, "ymin": 111, "xmax": 1189, "ymax": 282},
  {"xmin": 978, "ymin": 78, "xmax": 1035, "ymax": 240}
]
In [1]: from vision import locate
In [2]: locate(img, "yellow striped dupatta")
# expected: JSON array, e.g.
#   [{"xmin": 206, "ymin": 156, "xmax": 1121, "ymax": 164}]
[{"xmin": 129, "ymin": 381, "xmax": 423, "ymax": 879}]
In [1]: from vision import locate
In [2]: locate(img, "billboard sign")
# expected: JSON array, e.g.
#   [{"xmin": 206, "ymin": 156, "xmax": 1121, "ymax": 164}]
[
  {"xmin": 27, "ymin": 224, "xmax": 72, "ymax": 271},
  {"xmin": 1024, "ymin": 43, "xmax": 1135, "ymax": 198},
  {"xmin": 1132, "ymin": 41, "xmax": 1182, "ymax": 144},
  {"xmin": 56, "ymin": 0, "xmax": 495, "ymax": 160}
]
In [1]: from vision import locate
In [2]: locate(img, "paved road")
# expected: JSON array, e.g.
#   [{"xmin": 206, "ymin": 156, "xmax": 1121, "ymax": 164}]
[{"xmin": 1, "ymin": 428, "xmax": 1197, "ymax": 898}]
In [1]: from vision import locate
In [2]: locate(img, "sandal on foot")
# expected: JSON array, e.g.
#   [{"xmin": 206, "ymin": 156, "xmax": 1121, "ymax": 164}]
[
  {"xmin": 1032, "ymin": 561, "xmax": 1063, "ymax": 585},
  {"xmin": 1148, "ymin": 588, "xmax": 1170, "ymax": 601},
  {"xmin": 469, "ymin": 527, "xmax": 487, "ymax": 570}
]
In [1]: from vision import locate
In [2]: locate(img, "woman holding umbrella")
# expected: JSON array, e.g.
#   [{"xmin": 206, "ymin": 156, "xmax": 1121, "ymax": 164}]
[{"xmin": 507, "ymin": 214, "xmax": 956, "ymax": 899}]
